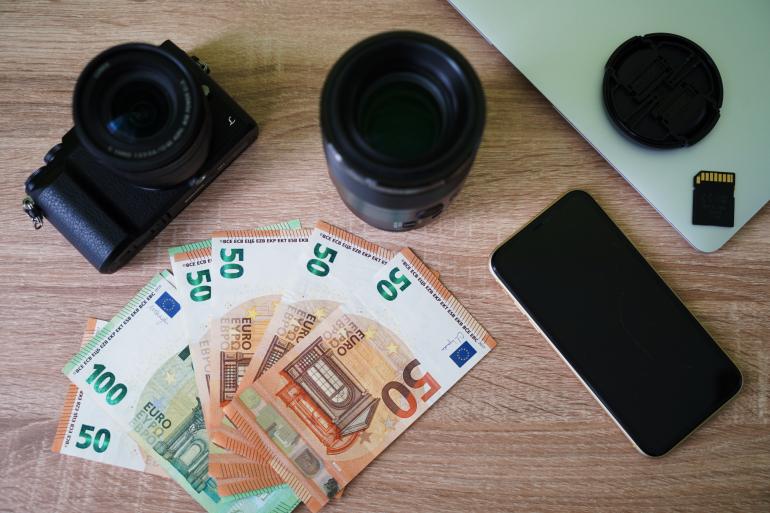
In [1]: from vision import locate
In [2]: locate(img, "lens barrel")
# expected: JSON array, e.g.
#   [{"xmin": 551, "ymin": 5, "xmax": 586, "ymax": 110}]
[
  {"xmin": 73, "ymin": 43, "xmax": 211, "ymax": 188},
  {"xmin": 321, "ymin": 31, "xmax": 485, "ymax": 231}
]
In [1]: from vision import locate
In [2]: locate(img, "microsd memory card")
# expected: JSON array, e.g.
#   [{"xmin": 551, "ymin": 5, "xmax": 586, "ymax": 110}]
[{"xmin": 692, "ymin": 171, "xmax": 735, "ymax": 227}]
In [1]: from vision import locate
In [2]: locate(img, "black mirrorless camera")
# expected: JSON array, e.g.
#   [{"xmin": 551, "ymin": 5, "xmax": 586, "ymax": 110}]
[{"xmin": 23, "ymin": 40, "xmax": 257, "ymax": 273}]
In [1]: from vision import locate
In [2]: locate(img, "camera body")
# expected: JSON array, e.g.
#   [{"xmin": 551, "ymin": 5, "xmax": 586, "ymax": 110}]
[{"xmin": 24, "ymin": 40, "xmax": 257, "ymax": 273}]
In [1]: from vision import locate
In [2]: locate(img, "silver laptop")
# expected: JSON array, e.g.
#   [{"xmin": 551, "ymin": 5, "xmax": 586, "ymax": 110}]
[{"xmin": 449, "ymin": 0, "xmax": 769, "ymax": 252}]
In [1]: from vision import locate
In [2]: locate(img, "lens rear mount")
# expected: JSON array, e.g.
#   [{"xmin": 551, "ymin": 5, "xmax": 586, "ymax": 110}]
[{"xmin": 73, "ymin": 43, "xmax": 210, "ymax": 188}]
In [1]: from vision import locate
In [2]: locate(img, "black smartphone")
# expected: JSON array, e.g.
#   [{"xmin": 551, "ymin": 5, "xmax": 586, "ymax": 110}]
[{"xmin": 489, "ymin": 190, "xmax": 742, "ymax": 456}]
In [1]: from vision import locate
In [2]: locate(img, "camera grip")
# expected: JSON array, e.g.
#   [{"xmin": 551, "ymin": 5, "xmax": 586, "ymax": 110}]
[{"xmin": 32, "ymin": 172, "xmax": 129, "ymax": 272}]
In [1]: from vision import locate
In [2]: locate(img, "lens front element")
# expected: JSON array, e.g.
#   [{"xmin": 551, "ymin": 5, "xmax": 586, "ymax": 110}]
[
  {"xmin": 74, "ymin": 43, "xmax": 211, "ymax": 188},
  {"xmin": 357, "ymin": 73, "xmax": 443, "ymax": 161},
  {"xmin": 107, "ymin": 80, "xmax": 170, "ymax": 142}
]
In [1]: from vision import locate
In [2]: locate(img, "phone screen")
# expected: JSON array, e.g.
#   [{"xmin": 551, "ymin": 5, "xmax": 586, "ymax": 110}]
[{"xmin": 490, "ymin": 190, "xmax": 741, "ymax": 456}]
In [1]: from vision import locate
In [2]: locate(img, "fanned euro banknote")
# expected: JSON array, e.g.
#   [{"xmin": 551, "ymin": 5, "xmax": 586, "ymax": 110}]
[
  {"xmin": 207, "ymin": 229, "xmax": 311, "ymax": 447},
  {"xmin": 169, "ymin": 237, "xmax": 279, "ymax": 496},
  {"xmin": 61, "ymin": 272, "xmax": 299, "ymax": 513},
  {"xmin": 239, "ymin": 221, "xmax": 393, "ymax": 386},
  {"xmin": 54, "ymin": 220, "xmax": 495, "ymax": 513},
  {"xmin": 168, "ymin": 221, "xmax": 301, "ymax": 426},
  {"xmin": 211, "ymin": 222, "xmax": 393, "ymax": 482}
]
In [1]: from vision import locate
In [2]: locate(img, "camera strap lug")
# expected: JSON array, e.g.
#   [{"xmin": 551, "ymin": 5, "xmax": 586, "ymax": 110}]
[
  {"xmin": 191, "ymin": 55, "xmax": 210, "ymax": 75},
  {"xmin": 22, "ymin": 196, "xmax": 44, "ymax": 229}
]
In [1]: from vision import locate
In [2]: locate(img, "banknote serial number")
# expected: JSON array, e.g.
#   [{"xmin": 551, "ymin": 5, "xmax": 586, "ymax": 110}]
[
  {"xmin": 319, "ymin": 232, "xmax": 387, "ymax": 264},
  {"xmin": 219, "ymin": 237, "xmax": 307, "ymax": 244}
]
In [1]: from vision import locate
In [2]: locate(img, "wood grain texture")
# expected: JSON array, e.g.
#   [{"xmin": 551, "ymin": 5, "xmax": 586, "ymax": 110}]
[{"xmin": 0, "ymin": 1, "xmax": 768, "ymax": 512}]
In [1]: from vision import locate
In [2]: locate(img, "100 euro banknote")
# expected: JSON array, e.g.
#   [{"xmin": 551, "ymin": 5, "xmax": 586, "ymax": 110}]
[
  {"xmin": 52, "ymin": 318, "xmax": 165, "ymax": 477},
  {"xmin": 61, "ymin": 272, "xmax": 299, "ymax": 513},
  {"xmin": 224, "ymin": 249, "xmax": 496, "ymax": 511}
]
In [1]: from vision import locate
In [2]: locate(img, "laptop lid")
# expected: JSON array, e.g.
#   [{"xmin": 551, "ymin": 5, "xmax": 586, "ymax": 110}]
[{"xmin": 449, "ymin": 0, "xmax": 769, "ymax": 252}]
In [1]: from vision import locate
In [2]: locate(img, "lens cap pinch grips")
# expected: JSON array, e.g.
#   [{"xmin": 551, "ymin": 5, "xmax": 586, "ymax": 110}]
[{"xmin": 602, "ymin": 33, "xmax": 723, "ymax": 149}]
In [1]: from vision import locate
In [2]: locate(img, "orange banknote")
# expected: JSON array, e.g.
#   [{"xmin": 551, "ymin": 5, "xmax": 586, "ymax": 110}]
[
  {"xmin": 215, "ymin": 222, "xmax": 393, "ymax": 487},
  {"xmin": 208, "ymin": 228, "xmax": 310, "ymax": 441},
  {"xmin": 224, "ymin": 248, "xmax": 496, "ymax": 511},
  {"xmin": 239, "ymin": 221, "xmax": 394, "ymax": 391}
]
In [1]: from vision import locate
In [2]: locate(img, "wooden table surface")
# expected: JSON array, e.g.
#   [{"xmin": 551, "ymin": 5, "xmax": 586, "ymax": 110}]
[{"xmin": 1, "ymin": 1, "xmax": 768, "ymax": 512}]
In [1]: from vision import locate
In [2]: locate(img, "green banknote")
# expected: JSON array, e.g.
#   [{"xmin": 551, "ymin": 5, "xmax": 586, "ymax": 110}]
[{"xmin": 62, "ymin": 272, "xmax": 299, "ymax": 513}]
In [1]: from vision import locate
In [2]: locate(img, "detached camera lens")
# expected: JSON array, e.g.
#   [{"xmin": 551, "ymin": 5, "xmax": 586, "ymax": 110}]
[
  {"xmin": 74, "ymin": 43, "xmax": 211, "ymax": 188},
  {"xmin": 321, "ymin": 31, "xmax": 485, "ymax": 231}
]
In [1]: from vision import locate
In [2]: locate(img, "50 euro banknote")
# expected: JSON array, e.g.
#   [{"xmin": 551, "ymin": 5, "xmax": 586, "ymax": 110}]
[
  {"xmin": 61, "ymin": 272, "xmax": 299, "ymax": 513},
  {"xmin": 169, "ymin": 238, "xmax": 280, "ymax": 495},
  {"xmin": 168, "ymin": 220, "xmax": 301, "ymax": 425},
  {"xmin": 212, "ymin": 222, "xmax": 392, "ymax": 485},
  {"xmin": 169, "ymin": 220, "xmax": 301, "ymax": 493},
  {"xmin": 239, "ymin": 221, "xmax": 393, "ymax": 396},
  {"xmin": 207, "ymin": 228, "xmax": 311, "ymax": 443},
  {"xmin": 52, "ymin": 318, "xmax": 165, "ymax": 477},
  {"xmin": 223, "ymin": 248, "xmax": 496, "ymax": 512}
]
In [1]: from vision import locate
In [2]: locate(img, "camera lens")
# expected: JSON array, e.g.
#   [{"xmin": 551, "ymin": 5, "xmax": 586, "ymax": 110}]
[
  {"xmin": 74, "ymin": 43, "xmax": 211, "ymax": 188},
  {"xmin": 321, "ymin": 31, "xmax": 485, "ymax": 231}
]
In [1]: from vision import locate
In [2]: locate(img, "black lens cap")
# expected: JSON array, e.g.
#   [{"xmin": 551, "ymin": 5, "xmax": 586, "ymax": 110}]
[{"xmin": 603, "ymin": 33, "xmax": 723, "ymax": 149}]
